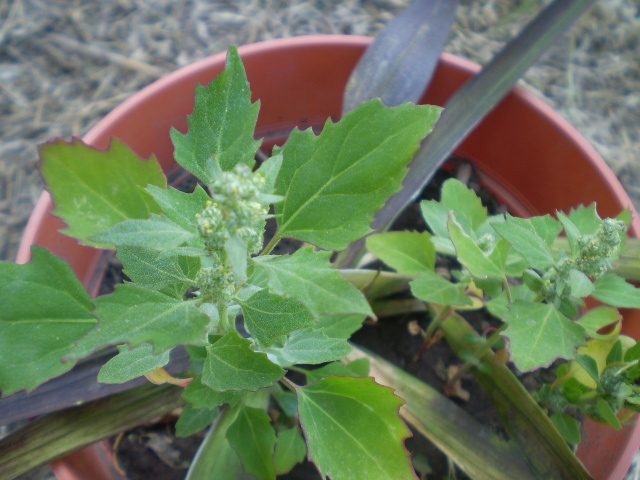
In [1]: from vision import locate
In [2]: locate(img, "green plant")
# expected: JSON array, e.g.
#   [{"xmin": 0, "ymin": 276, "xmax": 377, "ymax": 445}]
[
  {"xmin": 366, "ymin": 176, "xmax": 640, "ymax": 445},
  {"xmin": 0, "ymin": 47, "xmax": 442, "ymax": 479}
]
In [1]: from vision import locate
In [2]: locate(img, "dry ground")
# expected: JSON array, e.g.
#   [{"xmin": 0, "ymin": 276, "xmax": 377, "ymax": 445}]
[{"xmin": 1, "ymin": 0, "xmax": 640, "ymax": 479}]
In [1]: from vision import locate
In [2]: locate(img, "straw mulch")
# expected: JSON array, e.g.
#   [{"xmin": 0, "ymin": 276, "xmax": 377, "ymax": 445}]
[{"xmin": 1, "ymin": 0, "xmax": 639, "ymax": 478}]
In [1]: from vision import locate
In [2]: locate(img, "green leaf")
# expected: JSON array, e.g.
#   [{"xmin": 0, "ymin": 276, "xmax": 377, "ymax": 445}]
[
  {"xmin": 69, "ymin": 284, "xmax": 210, "ymax": 359},
  {"xmin": 315, "ymin": 315, "xmax": 366, "ymax": 340},
  {"xmin": 258, "ymin": 153, "xmax": 283, "ymax": 194},
  {"xmin": 593, "ymin": 274, "xmax": 640, "ymax": 308},
  {"xmin": 183, "ymin": 377, "xmax": 247, "ymax": 409},
  {"xmin": 568, "ymin": 204, "xmax": 602, "ymax": 235},
  {"xmin": 176, "ymin": 403, "xmax": 219, "ymax": 438},
  {"xmin": 550, "ymin": 413, "xmax": 581, "ymax": 445},
  {"xmin": 98, "ymin": 343, "xmax": 171, "ymax": 384},
  {"xmin": 492, "ymin": 215, "xmax": 555, "ymax": 270},
  {"xmin": 410, "ymin": 271, "xmax": 472, "ymax": 307},
  {"xmin": 203, "ymin": 331, "xmax": 284, "ymax": 391},
  {"xmin": 225, "ymin": 234, "xmax": 249, "ymax": 283},
  {"xmin": 440, "ymin": 178, "xmax": 487, "ymax": 235},
  {"xmin": 503, "ymin": 301, "xmax": 587, "ymax": 372},
  {"xmin": 281, "ymin": 328, "xmax": 353, "ymax": 365},
  {"xmin": 607, "ymin": 340, "xmax": 624, "ymax": 365},
  {"xmin": 569, "ymin": 269, "xmax": 594, "ymax": 298},
  {"xmin": 275, "ymin": 100, "xmax": 440, "ymax": 250},
  {"xmin": 117, "ymin": 246, "xmax": 197, "ymax": 294},
  {"xmin": 145, "ymin": 184, "xmax": 210, "ymax": 233},
  {"xmin": 0, "ymin": 247, "xmax": 96, "ymax": 395},
  {"xmin": 575, "ymin": 307, "xmax": 621, "ymax": 341},
  {"xmin": 304, "ymin": 359, "xmax": 370, "ymax": 383},
  {"xmin": 238, "ymin": 289, "xmax": 315, "ymax": 346},
  {"xmin": 557, "ymin": 212, "xmax": 582, "ymax": 256},
  {"xmin": 485, "ymin": 285, "xmax": 537, "ymax": 320},
  {"xmin": 297, "ymin": 376, "xmax": 417, "ymax": 480},
  {"xmin": 90, "ymin": 214, "xmax": 195, "ymax": 250},
  {"xmin": 366, "ymin": 231, "xmax": 435, "ymax": 276},
  {"xmin": 39, "ymin": 138, "xmax": 166, "ymax": 248},
  {"xmin": 449, "ymin": 214, "xmax": 506, "ymax": 279},
  {"xmin": 274, "ymin": 427, "xmax": 307, "ymax": 475},
  {"xmin": 171, "ymin": 46, "xmax": 261, "ymax": 182},
  {"xmin": 226, "ymin": 405, "xmax": 277, "ymax": 480},
  {"xmin": 575, "ymin": 354, "xmax": 600, "ymax": 383},
  {"xmin": 252, "ymin": 247, "xmax": 374, "ymax": 318},
  {"xmin": 596, "ymin": 397, "xmax": 622, "ymax": 430}
]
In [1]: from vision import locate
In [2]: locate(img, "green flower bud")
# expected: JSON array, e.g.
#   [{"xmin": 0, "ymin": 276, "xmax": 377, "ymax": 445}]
[{"xmin": 196, "ymin": 264, "xmax": 234, "ymax": 303}]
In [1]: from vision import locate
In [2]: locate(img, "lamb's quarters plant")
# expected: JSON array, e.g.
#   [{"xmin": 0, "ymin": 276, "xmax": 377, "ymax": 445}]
[
  {"xmin": 366, "ymin": 176, "xmax": 640, "ymax": 444},
  {"xmin": 0, "ymin": 47, "xmax": 442, "ymax": 480}
]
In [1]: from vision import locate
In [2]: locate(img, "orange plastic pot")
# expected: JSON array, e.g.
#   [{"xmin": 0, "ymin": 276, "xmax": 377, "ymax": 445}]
[{"xmin": 17, "ymin": 35, "xmax": 640, "ymax": 480}]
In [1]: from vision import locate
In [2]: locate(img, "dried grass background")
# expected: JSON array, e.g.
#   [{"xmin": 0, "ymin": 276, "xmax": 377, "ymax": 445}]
[{"xmin": 1, "ymin": 0, "xmax": 640, "ymax": 478}]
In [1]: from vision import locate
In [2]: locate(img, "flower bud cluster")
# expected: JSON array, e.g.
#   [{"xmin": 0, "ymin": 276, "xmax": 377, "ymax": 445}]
[
  {"xmin": 575, "ymin": 219, "xmax": 625, "ymax": 278},
  {"xmin": 195, "ymin": 264, "xmax": 235, "ymax": 303}
]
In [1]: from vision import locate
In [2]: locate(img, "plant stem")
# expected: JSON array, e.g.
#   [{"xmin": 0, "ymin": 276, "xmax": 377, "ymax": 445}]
[
  {"xmin": 503, "ymin": 276, "xmax": 513, "ymax": 303},
  {"xmin": 424, "ymin": 305, "xmax": 452, "ymax": 340},
  {"xmin": 261, "ymin": 233, "xmax": 280, "ymax": 256},
  {"xmin": 280, "ymin": 376, "xmax": 299, "ymax": 392}
]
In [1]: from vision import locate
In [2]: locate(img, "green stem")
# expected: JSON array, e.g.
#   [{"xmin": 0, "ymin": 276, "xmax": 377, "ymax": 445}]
[
  {"xmin": 280, "ymin": 376, "xmax": 299, "ymax": 392},
  {"xmin": 261, "ymin": 232, "xmax": 280, "ymax": 256},
  {"xmin": 503, "ymin": 277, "xmax": 513, "ymax": 303},
  {"xmin": 217, "ymin": 303, "xmax": 232, "ymax": 332},
  {"xmin": 424, "ymin": 305, "xmax": 452, "ymax": 340}
]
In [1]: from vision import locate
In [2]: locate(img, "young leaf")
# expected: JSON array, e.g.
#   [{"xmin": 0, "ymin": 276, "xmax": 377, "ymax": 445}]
[
  {"xmin": 366, "ymin": 231, "xmax": 435, "ymax": 276},
  {"xmin": 420, "ymin": 200, "xmax": 452, "ymax": 240},
  {"xmin": 503, "ymin": 301, "xmax": 587, "ymax": 372},
  {"xmin": 39, "ymin": 138, "xmax": 166, "ymax": 248},
  {"xmin": 568, "ymin": 204, "xmax": 602, "ymax": 235},
  {"xmin": 575, "ymin": 354, "xmax": 600, "ymax": 383},
  {"xmin": 550, "ymin": 413, "xmax": 581, "ymax": 445},
  {"xmin": 449, "ymin": 214, "xmax": 507, "ymax": 279},
  {"xmin": 297, "ymin": 376, "xmax": 417, "ymax": 480},
  {"xmin": 176, "ymin": 403, "xmax": 219, "ymax": 438},
  {"xmin": 252, "ymin": 247, "xmax": 373, "ymax": 318},
  {"xmin": 0, "ymin": 247, "xmax": 96, "ymax": 395},
  {"xmin": 439, "ymin": 178, "xmax": 487, "ymax": 234},
  {"xmin": 117, "ymin": 246, "xmax": 198, "ymax": 294},
  {"xmin": 171, "ymin": 46, "xmax": 261, "ymax": 182},
  {"xmin": 145, "ymin": 184, "xmax": 210, "ymax": 233},
  {"xmin": 90, "ymin": 214, "xmax": 195, "ymax": 250},
  {"xmin": 226, "ymin": 405, "xmax": 277, "ymax": 480},
  {"xmin": 569, "ymin": 269, "xmax": 594, "ymax": 298},
  {"xmin": 274, "ymin": 100, "xmax": 441, "ymax": 250},
  {"xmin": 203, "ymin": 331, "xmax": 284, "ymax": 392},
  {"xmin": 281, "ymin": 328, "xmax": 352, "ymax": 365},
  {"xmin": 98, "ymin": 343, "xmax": 171, "ymax": 384},
  {"xmin": 183, "ymin": 377, "xmax": 247, "ymax": 409},
  {"xmin": 575, "ymin": 307, "xmax": 621, "ymax": 341},
  {"xmin": 592, "ymin": 274, "xmax": 640, "ymax": 308},
  {"xmin": 410, "ymin": 270, "xmax": 472, "ymax": 307},
  {"xmin": 69, "ymin": 284, "xmax": 210, "ymax": 359},
  {"xmin": 274, "ymin": 427, "xmax": 307, "ymax": 475},
  {"xmin": 596, "ymin": 397, "xmax": 622, "ymax": 430},
  {"xmin": 238, "ymin": 289, "xmax": 315, "ymax": 346},
  {"xmin": 492, "ymin": 215, "xmax": 555, "ymax": 270}
]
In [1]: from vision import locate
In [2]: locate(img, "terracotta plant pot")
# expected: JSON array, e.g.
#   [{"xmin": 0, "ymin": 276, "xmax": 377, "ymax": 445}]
[{"xmin": 17, "ymin": 35, "xmax": 640, "ymax": 480}]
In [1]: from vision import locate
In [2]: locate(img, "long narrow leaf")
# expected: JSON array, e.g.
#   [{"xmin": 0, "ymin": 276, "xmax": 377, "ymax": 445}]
[
  {"xmin": 0, "ymin": 384, "xmax": 184, "ymax": 480},
  {"xmin": 342, "ymin": 0, "xmax": 459, "ymax": 114},
  {"xmin": 339, "ymin": 0, "xmax": 598, "ymax": 267},
  {"xmin": 346, "ymin": 347, "xmax": 537, "ymax": 480}
]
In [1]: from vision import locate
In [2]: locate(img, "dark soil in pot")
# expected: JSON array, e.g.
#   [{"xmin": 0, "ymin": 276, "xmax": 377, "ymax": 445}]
[{"xmin": 96, "ymin": 160, "xmax": 570, "ymax": 480}]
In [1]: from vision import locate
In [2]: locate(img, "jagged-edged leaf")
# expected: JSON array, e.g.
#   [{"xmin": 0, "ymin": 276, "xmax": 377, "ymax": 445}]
[
  {"xmin": 315, "ymin": 315, "xmax": 366, "ymax": 340},
  {"xmin": 183, "ymin": 377, "xmax": 247, "ymax": 409},
  {"xmin": 203, "ymin": 331, "xmax": 284, "ymax": 392},
  {"xmin": 171, "ymin": 46, "xmax": 261, "ymax": 182},
  {"xmin": 117, "ymin": 246, "xmax": 198, "ymax": 294},
  {"xmin": 145, "ymin": 184, "xmax": 210, "ymax": 232},
  {"xmin": 493, "ymin": 215, "xmax": 555, "ymax": 270},
  {"xmin": 176, "ymin": 403, "xmax": 220, "ymax": 437},
  {"xmin": 366, "ymin": 231, "xmax": 435, "ymax": 276},
  {"xmin": 485, "ymin": 285, "xmax": 536, "ymax": 319},
  {"xmin": 0, "ymin": 247, "xmax": 96, "ymax": 395},
  {"xmin": 238, "ymin": 289, "xmax": 315, "ymax": 346},
  {"xmin": 98, "ymin": 343, "xmax": 171, "ymax": 384},
  {"xmin": 410, "ymin": 270, "xmax": 472, "ymax": 307},
  {"xmin": 449, "ymin": 214, "xmax": 507, "ymax": 279},
  {"xmin": 568, "ymin": 204, "xmax": 602, "ymax": 235},
  {"xmin": 297, "ymin": 376, "xmax": 417, "ymax": 480},
  {"xmin": 440, "ymin": 178, "xmax": 487, "ymax": 235},
  {"xmin": 281, "ymin": 328, "xmax": 352, "ymax": 365},
  {"xmin": 39, "ymin": 138, "xmax": 166, "ymax": 248},
  {"xmin": 252, "ymin": 247, "xmax": 373, "ymax": 318},
  {"xmin": 90, "ymin": 214, "xmax": 195, "ymax": 249},
  {"xmin": 592, "ymin": 274, "xmax": 640, "ymax": 308},
  {"xmin": 227, "ymin": 405, "xmax": 277, "ymax": 480},
  {"xmin": 503, "ymin": 301, "xmax": 587, "ymax": 372},
  {"xmin": 576, "ymin": 307, "xmax": 621, "ymax": 341},
  {"xmin": 69, "ymin": 284, "xmax": 209, "ymax": 359},
  {"xmin": 274, "ymin": 427, "xmax": 307, "ymax": 475},
  {"xmin": 274, "ymin": 100, "xmax": 440, "ymax": 250}
]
